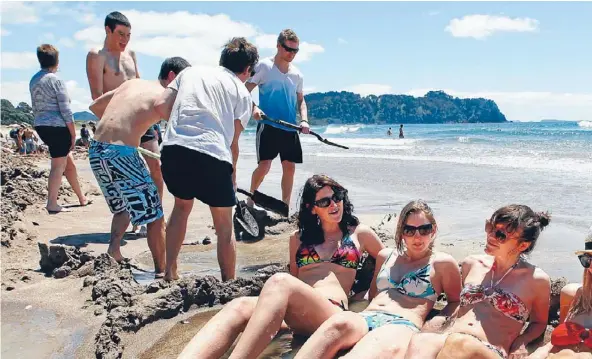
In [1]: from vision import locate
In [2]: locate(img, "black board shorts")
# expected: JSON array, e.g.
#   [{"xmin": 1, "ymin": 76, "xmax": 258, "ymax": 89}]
[
  {"xmin": 160, "ymin": 145, "xmax": 237, "ymax": 207},
  {"xmin": 256, "ymin": 123, "xmax": 303, "ymax": 164},
  {"xmin": 35, "ymin": 125, "xmax": 71, "ymax": 158}
]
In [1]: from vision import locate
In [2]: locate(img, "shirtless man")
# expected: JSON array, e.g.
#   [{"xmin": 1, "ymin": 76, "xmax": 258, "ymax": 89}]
[
  {"xmin": 87, "ymin": 57, "xmax": 191, "ymax": 275},
  {"xmin": 86, "ymin": 11, "xmax": 163, "ymax": 235},
  {"xmin": 22, "ymin": 125, "xmax": 38, "ymax": 154}
]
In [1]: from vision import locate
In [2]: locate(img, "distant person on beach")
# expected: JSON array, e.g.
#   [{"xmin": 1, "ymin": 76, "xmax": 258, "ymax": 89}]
[
  {"xmin": 387, "ymin": 127, "xmax": 392, "ymax": 136},
  {"xmin": 80, "ymin": 123, "xmax": 90, "ymax": 147},
  {"xmin": 529, "ymin": 225, "xmax": 592, "ymax": 359},
  {"xmin": 88, "ymin": 121, "xmax": 97, "ymax": 135},
  {"xmin": 399, "ymin": 124, "xmax": 404, "ymax": 139},
  {"xmin": 23, "ymin": 126, "xmax": 39, "ymax": 154},
  {"xmin": 295, "ymin": 200, "xmax": 461, "ymax": 359},
  {"xmin": 86, "ymin": 11, "xmax": 163, "ymax": 236},
  {"xmin": 246, "ymin": 29, "xmax": 310, "ymax": 209},
  {"xmin": 87, "ymin": 57, "xmax": 191, "ymax": 275},
  {"xmin": 405, "ymin": 205, "xmax": 551, "ymax": 359},
  {"xmin": 177, "ymin": 175, "xmax": 385, "ymax": 359},
  {"xmin": 154, "ymin": 38, "xmax": 258, "ymax": 282},
  {"xmin": 30, "ymin": 44, "xmax": 90, "ymax": 213}
]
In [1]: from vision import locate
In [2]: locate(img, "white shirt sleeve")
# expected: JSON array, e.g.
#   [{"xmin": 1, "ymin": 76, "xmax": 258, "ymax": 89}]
[
  {"xmin": 296, "ymin": 73, "xmax": 304, "ymax": 94},
  {"xmin": 235, "ymin": 93, "xmax": 253, "ymax": 129},
  {"xmin": 167, "ymin": 68, "xmax": 185, "ymax": 92}
]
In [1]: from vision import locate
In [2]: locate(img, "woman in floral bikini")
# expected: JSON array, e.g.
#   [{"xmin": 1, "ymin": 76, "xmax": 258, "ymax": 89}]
[{"xmin": 405, "ymin": 204, "xmax": 552, "ymax": 359}]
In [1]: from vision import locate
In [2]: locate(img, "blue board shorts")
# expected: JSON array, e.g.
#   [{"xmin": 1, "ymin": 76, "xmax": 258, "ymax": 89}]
[
  {"xmin": 359, "ymin": 311, "xmax": 420, "ymax": 332},
  {"xmin": 89, "ymin": 140, "xmax": 163, "ymax": 226}
]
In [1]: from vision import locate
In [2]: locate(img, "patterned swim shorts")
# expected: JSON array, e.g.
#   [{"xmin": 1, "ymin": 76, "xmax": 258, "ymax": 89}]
[{"xmin": 89, "ymin": 140, "xmax": 163, "ymax": 226}]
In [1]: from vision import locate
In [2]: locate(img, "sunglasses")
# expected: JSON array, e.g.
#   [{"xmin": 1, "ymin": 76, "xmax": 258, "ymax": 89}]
[
  {"xmin": 313, "ymin": 190, "xmax": 346, "ymax": 208},
  {"xmin": 485, "ymin": 220, "xmax": 511, "ymax": 243},
  {"xmin": 280, "ymin": 42, "xmax": 299, "ymax": 53},
  {"xmin": 578, "ymin": 254, "xmax": 592, "ymax": 268},
  {"xmin": 403, "ymin": 224, "xmax": 433, "ymax": 237}
]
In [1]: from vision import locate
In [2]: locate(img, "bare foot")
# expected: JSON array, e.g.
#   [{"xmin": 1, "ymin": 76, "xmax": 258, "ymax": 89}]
[
  {"xmin": 107, "ymin": 248, "xmax": 124, "ymax": 263},
  {"xmin": 164, "ymin": 272, "xmax": 179, "ymax": 281},
  {"xmin": 79, "ymin": 198, "xmax": 93, "ymax": 207},
  {"xmin": 46, "ymin": 205, "xmax": 72, "ymax": 214},
  {"xmin": 154, "ymin": 272, "xmax": 165, "ymax": 279}
]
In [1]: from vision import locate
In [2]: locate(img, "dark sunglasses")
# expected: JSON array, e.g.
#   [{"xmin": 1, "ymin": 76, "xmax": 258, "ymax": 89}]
[
  {"xmin": 314, "ymin": 190, "xmax": 346, "ymax": 208},
  {"xmin": 403, "ymin": 224, "xmax": 433, "ymax": 237},
  {"xmin": 578, "ymin": 254, "xmax": 592, "ymax": 268},
  {"xmin": 485, "ymin": 220, "xmax": 510, "ymax": 243},
  {"xmin": 280, "ymin": 42, "xmax": 299, "ymax": 53}
]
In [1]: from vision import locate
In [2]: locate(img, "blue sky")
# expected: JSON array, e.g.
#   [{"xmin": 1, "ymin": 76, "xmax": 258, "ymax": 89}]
[{"xmin": 1, "ymin": 1, "xmax": 591, "ymax": 121}]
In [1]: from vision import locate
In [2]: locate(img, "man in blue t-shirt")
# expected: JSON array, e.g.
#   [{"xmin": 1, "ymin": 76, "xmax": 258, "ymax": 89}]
[{"xmin": 246, "ymin": 29, "xmax": 310, "ymax": 208}]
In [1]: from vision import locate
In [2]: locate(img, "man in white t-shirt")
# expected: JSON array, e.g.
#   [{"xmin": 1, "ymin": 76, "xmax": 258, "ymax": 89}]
[
  {"xmin": 247, "ymin": 29, "xmax": 310, "ymax": 209},
  {"xmin": 155, "ymin": 38, "xmax": 258, "ymax": 281}
]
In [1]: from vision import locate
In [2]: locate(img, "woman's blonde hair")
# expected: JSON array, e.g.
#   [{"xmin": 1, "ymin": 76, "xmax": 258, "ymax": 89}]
[
  {"xmin": 394, "ymin": 200, "xmax": 437, "ymax": 255},
  {"xmin": 567, "ymin": 269, "xmax": 592, "ymax": 319}
]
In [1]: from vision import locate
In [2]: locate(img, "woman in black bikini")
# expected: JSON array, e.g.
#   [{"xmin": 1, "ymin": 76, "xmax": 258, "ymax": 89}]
[{"xmin": 178, "ymin": 174, "xmax": 384, "ymax": 359}]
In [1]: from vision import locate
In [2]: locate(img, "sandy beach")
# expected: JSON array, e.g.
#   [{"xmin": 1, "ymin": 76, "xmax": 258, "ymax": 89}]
[{"xmin": 1, "ymin": 123, "xmax": 588, "ymax": 358}]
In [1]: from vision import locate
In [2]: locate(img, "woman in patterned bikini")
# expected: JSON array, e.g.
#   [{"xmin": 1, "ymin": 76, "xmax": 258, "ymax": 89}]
[
  {"xmin": 529, "ymin": 226, "xmax": 592, "ymax": 359},
  {"xmin": 178, "ymin": 175, "xmax": 384, "ymax": 359},
  {"xmin": 293, "ymin": 200, "xmax": 462, "ymax": 359},
  {"xmin": 404, "ymin": 204, "xmax": 552, "ymax": 359}
]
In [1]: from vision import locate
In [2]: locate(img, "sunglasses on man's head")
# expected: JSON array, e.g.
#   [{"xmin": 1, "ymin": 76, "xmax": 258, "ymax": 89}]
[
  {"xmin": 403, "ymin": 224, "xmax": 433, "ymax": 237},
  {"xmin": 280, "ymin": 42, "xmax": 299, "ymax": 53},
  {"xmin": 314, "ymin": 190, "xmax": 346, "ymax": 208},
  {"xmin": 578, "ymin": 254, "xmax": 592, "ymax": 268}
]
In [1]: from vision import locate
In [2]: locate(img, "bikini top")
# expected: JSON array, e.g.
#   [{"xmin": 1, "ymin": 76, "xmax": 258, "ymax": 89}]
[
  {"xmin": 551, "ymin": 322, "xmax": 592, "ymax": 348},
  {"xmin": 459, "ymin": 260, "xmax": 529, "ymax": 323},
  {"xmin": 375, "ymin": 250, "xmax": 438, "ymax": 302},
  {"xmin": 295, "ymin": 233, "xmax": 361, "ymax": 270}
]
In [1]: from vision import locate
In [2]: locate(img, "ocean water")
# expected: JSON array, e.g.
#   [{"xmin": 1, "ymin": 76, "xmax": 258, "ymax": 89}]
[{"xmin": 235, "ymin": 121, "xmax": 592, "ymax": 282}]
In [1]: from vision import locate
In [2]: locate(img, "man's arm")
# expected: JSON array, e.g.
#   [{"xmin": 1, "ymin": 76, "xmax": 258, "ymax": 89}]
[
  {"xmin": 231, "ymin": 120, "xmax": 244, "ymax": 189},
  {"xmin": 86, "ymin": 49, "xmax": 105, "ymax": 100},
  {"xmin": 131, "ymin": 50, "xmax": 140, "ymax": 78},
  {"xmin": 154, "ymin": 88, "xmax": 178, "ymax": 121},
  {"xmin": 89, "ymin": 88, "xmax": 117, "ymax": 119},
  {"xmin": 296, "ymin": 92, "xmax": 310, "ymax": 133}
]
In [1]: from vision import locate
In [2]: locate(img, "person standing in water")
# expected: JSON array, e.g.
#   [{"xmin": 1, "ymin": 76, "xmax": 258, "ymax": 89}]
[
  {"xmin": 86, "ymin": 11, "xmax": 163, "ymax": 235},
  {"xmin": 387, "ymin": 127, "xmax": 392, "ymax": 136},
  {"xmin": 246, "ymin": 29, "xmax": 310, "ymax": 210},
  {"xmin": 399, "ymin": 124, "xmax": 404, "ymax": 139}
]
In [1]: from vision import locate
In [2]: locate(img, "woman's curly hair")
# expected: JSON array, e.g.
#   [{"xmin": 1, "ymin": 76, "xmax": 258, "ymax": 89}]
[{"xmin": 297, "ymin": 175, "xmax": 359, "ymax": 245}]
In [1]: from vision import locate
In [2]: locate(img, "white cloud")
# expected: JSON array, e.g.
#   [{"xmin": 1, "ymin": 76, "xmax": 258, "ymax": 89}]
[
  {"xmin": 0, "ymin": 2, "xmax": 39, "ymax": 24},
  {"xmin": 344, "ymin": 84, "xmax": 393, "ymax": 97},
  {"xmin": 74, "ymin": 11, "xmax": 324, "ymax": 65},
  {"xmin": 1, "ymin": 52, "xmax": 38, "ymax": 69},
  {"xmin": 58, "ymin": 38, "xmax": 76, "ymax": 48},
  {"xmin": 303, "ymin": 86, "xmax": 317, "ymax": 94},
  {"xmin": 338, "ymin": 38, "xmax": 348, "ymax": 44},
  {"xmin": 445, "ymin": 15, "xmax": 539, "ymax": 39},
  {"xmin": 39, "ymin": 32, "xmax": 55, "ymax": 43},
  {"xmin": 1, "ymin": 80, "xmax": 91, "ymax": 113},
  {"xmin": 406, "ymin": 88, "xmax": 592, "ymax": 122},
  {"xmin": 1, "ymin": 27, "xmax": 10, "ymax": 36}
]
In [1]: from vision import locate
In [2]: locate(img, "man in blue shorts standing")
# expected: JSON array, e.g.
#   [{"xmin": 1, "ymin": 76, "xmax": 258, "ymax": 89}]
[{"xmin": 246, "ymin": 29, "xmax": 310, "ymax": 209}]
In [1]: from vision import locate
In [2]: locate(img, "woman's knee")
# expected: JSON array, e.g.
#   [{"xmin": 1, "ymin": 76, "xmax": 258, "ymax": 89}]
[
  {"xmin": 324, "ymin": 312, "xmax": 360, "ymax": 336},
  {"xmin": 224, "ymin": 297, "xmax": 257, "ymax": 324},
  {"xmin": 262, "ymin": 272, "xmax": 295, "ymax": 294}
]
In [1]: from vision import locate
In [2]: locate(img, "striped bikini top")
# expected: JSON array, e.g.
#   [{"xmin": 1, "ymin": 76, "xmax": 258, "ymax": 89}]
[{"xmin": 376, "ymin": 250, "xmax": 437, "ymax": 301}]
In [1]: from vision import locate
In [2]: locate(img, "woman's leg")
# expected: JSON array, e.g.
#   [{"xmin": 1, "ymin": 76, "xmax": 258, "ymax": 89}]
[
  {"xmin": 178, "ymin": 297, "xmax": 259, "ymax": 359},
  {"xmin": 342, "ymin": 324, "xmax": 417, "ymax": 359},
  {"xmin": 228, "ymin": 272, "xmax": 343, "ymax": 359},
  {"xmin": 436, "ymin": 333, "xmax": 503, "ymax": 359},
  {"xmin": 404, "ymin": 332, "xmax": 448, "ymax": 359},
  {"xmin": 64, "ymin": 153, "xmax": 89, "ymax": 205},
  {"xmin": 294, "ymin": 311, "xmax": 369, "ymax": 359},
  {"xmin": 47, "ymin": 156, "xmax": 68, "ymax": 212}
]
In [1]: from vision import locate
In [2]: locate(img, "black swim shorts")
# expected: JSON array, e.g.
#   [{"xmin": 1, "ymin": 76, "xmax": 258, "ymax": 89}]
[
  {"xmin": 35, "ymin": 125, "xmax": 72, "ymax": 158},
  {"xmin": 160, "ymin": 145, "xmax": 237, "ymax": 207},
  {"xmin": 255, "ymin": 123, "xmax": 303, "ymax": 164}
]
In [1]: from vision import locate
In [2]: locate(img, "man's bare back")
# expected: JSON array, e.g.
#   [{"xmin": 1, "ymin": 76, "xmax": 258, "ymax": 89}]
[
  {"xmin": 86, "ymin": 47, "xmax": 139, "ymax": 100},
  {"xmin": 91, "ymin": 79, "xmax": 163, "ymax": 147}
]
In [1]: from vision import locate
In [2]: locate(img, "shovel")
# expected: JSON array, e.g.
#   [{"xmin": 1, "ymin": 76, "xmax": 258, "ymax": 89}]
[
  {"xmin": 236, "ymin": 188, "xmax": 288, "ymax": 217},
  {"xmin": 260, "ymin": 115, "xmax": 349, "ymax": 150}
]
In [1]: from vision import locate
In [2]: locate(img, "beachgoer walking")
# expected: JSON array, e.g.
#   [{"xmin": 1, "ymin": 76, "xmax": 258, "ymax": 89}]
[
  {"xmin": 80, "ymin": 123, "xmax": 90, "ymax": 147},
  {"xmin": 154, "ymin": 38, "xmax": 258, "ymax": 282},
  {"xmin": 87, "ymin": 57, "xmax": 191, "ymax": 274},
  {"xmin": 29, "ymin": 44, "xmax": 90, "ymax": 213},
  {"xmin": 246, "ymin": 29, "xmax": 310, "ymax": 209}
]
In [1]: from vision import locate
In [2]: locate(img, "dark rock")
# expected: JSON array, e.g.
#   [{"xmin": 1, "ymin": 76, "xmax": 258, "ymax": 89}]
[
  {"xmin": 38, "ymin": 242, "xmax": 96, "ymax": 278},
  {"xmin": 202, "ymin": 236, "xmax": 212, "ymax": 245},
  {"xmin": 53, "ymin": 266, "xmax": 72, "ymax": 279},
  {"xmin": 6, "ymin": 286, "xmax": 15, "ymax": 291},
  {"xmin": 21, "ymin": 275, "xmax": 30, "ymax": 282}
]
